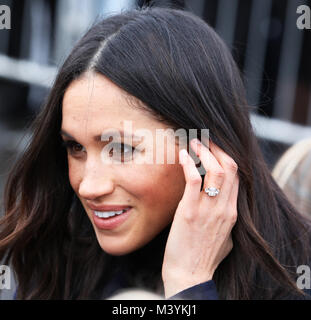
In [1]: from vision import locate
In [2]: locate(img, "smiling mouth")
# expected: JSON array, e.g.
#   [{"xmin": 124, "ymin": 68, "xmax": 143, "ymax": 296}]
[
  {"xmin": 94, "ymin": 209, "xmax": 129, "ymax": 218},
  {"xmin": 91, "ymin": 207, "xmax": 133, "ymax": 230}
]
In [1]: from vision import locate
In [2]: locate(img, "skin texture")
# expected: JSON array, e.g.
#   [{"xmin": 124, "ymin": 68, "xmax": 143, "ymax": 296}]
[
  {"xmin": 162, "ymin": 139, "xmax": 239, "ymax": 298},
  {"xmin": 62, "ymin": 72, "xmax": 239, "ymax": 298},
  {"xmin": 61, "ymin": 72, "xmax": 186, "ymax": 256}
]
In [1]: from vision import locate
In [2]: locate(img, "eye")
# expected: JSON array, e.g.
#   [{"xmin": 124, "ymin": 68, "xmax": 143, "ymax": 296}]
[
  {"xmin": 62, "ymin": 140, "xmax": 86, "ymax": 156},
  {"xmin": 109, "ymin": 142, "xmax": 136, "ymax": 162}
]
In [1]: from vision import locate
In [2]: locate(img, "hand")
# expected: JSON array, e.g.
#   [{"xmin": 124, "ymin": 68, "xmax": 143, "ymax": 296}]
[{"xmin": 162, "ymin": 139, "xmax": 239, "ymax": 298}]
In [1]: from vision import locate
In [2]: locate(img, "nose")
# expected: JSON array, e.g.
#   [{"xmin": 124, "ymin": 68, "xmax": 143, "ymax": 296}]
[{"xmin": 78, "ymin": 158, "xmax": 115, "ymax": 200}]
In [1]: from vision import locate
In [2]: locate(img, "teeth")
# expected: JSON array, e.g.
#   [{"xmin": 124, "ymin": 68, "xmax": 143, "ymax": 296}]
[{"xmin": 94, "ymin": 210, "xmax": 126, "ymax": 218}]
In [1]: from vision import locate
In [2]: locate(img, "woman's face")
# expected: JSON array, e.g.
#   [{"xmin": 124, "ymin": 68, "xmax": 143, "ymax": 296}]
[{"xmin": 61, "ymin": 72, "xmax": 186, "ymax": 256}]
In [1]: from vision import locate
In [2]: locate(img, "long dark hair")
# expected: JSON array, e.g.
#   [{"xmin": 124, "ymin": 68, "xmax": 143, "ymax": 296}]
[{"xmin": 1, "ymin": 5, "xmax": 311, "ymax": 299}]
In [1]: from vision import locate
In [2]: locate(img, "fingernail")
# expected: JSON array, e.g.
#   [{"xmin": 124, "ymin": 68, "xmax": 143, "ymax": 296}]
[
  {"xmin": 191, "ymin": 138, "xmax": 201, "ymax": 145},
  {"xmin": 179, "ymin": 149, "xmax": 188, "ymax": 164}
]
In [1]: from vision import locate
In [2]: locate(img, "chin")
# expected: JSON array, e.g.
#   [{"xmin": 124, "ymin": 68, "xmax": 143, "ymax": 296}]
[
  {"xmin": 96, "ymin": 236, "xmax": 137, "ymax": 256},
  {"xmin": 96, "ymin": 233, "xmax": 153, "ymax": 256},
  {"xmin": 100, "ymin": 246, "xmax": 132, "ymax": 256}
]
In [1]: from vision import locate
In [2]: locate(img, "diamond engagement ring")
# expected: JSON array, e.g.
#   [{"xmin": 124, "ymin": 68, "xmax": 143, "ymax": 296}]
[{"xmin": 204, "ymin": 187, "xmax": 220, "ymax": 197}]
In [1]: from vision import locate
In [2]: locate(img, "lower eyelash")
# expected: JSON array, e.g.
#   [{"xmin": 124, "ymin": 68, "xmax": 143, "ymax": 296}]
[{"xmin": 61, "ymin": 140, "xmax": 83, "ymax": 153}]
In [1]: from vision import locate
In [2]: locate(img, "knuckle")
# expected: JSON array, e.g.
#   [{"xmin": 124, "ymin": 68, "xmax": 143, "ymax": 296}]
[
  {"xmin": 230, "ymin": 211, "xmax": 238, "ymax": 224},
  {"xmin": 226, "ymin": 160, "xmax": 238, "ymax": 172},
  {"xmin": 188, "ymin": 174, "xmax": 202, "ymax": 186},
  {"xmin": 214, "ymin": 169, "xmax": 225, "ymax": 178},
  {"xmin": 183, "ymin": 211, "xmax": 196, "ymax": 223},
  {"xmin": 214, "ymin": 210, "xmax": 224, "ymax": 222}
]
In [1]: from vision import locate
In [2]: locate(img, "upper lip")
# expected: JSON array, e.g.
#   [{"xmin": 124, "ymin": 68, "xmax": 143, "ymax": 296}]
[{"xmin": 88, "ymin": 204, "xmax": 132, "ymax": 212}]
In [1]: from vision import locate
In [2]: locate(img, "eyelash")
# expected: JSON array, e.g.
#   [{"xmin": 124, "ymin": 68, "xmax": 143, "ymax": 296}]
[
  {"xmin": 61, "ymin": 140, "xmax": 136, "ymax": 161},
  {"xmin": 62, "ymin": 140, "xmax": 86, "ymax": 157}
]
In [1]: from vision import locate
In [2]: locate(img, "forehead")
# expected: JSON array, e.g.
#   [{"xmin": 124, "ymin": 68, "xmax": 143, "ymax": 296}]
[
  {"xmin": 62, "ymin": 73, "xmax": 144, "ymax": 124},
  {"xmin": 61, "ymin": 73, "xmax": 174, "ymax": 143}
]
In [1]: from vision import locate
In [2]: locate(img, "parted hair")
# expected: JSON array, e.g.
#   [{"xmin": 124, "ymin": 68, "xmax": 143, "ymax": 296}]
[{"xmin": 1, "ymin": 5, "xmax": 311, "ymax": 299}]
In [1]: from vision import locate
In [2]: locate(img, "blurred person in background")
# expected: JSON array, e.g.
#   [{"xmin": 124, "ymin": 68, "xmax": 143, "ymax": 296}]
[
  {"xmin": 1, "ymin": 5, "xmax": 311, "ymax": 300},
  {"xmin": 273, "ymin": 138, "xmax": 311, "ymax": 219},
  {"xmin": 107, "ymin": 288, "xmax": 164, "ymax": 300}
]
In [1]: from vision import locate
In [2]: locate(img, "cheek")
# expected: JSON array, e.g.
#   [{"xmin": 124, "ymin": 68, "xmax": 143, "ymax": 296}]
[
  {"xmin": 124, "ymin": 164, "xmax": 186, "ymax": 214},
  {"xmin": 159, "ymin": 164, "xmax": 186, "ymax": 209}
]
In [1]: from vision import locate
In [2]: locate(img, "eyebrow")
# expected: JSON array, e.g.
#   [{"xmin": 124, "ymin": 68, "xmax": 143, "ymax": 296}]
[{"xmin": 60, "ymin": 129, "xmax": 143, "ymax": 142}]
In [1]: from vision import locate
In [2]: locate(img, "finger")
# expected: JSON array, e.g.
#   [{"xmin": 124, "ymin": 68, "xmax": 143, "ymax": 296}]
[
  {"xmin": 209, "ymin": 141, "xmax": 238, "ymax": 203},
  {"xmin": 224, "ymin": 174, "xmax": 239, "ymax": 227},
  {"xmin": 210, "ymin": 141, "xmax": 239, "ymax": 225},
  {"xmin": 179, "ymin": 149, "xmax": 202, "ymax": 202},
  {"xmin": 228, "ymin": 173, "xmax": 239, "ymax": 210},
  {"xmin": 190, "ymin": 139, "xmax": 225, "ymax": 193}
]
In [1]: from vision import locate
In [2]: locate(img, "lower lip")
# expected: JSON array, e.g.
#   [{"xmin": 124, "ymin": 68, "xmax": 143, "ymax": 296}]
[{"xmin": 92, "ymin": 208, "xmax": 132, "ymax": 230}]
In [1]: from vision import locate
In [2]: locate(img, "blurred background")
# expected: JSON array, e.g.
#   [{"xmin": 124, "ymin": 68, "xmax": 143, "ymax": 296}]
[{"xmin": 1, "ymin": 0, "xmax": 311, "ymax": 299}]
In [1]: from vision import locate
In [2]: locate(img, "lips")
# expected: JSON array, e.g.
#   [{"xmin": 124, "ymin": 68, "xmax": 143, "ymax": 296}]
[
  {"xmin": 92, "ymin": 207, "xmax": 133, "ymax": 230},
  {"xmin": 88, "ymin": 204, "xmax": 132, "ymax": 212}
]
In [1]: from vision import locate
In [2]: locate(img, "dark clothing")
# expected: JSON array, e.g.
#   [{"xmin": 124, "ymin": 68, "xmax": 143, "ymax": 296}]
[{"xmin": 167, "ymin": 280, "xmax": 219, "ymax": 300}]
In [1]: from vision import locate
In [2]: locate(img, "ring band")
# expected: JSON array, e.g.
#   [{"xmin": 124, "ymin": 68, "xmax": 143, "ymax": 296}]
[{"xmin": 204, "ymin": 187, "xmax": 220, "ymax": 197}]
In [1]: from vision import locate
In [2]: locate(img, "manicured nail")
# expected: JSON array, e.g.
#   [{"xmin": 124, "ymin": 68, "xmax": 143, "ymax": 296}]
[
  {"xmin": 191, "ymin": 138, "xmax": 201, "ymax": 145},
  {"xmin": 190, "ymin": 139, "xmax": 201, "ymax": 156},
  {"xmin": 179, "ymin": 149, "xmax": 188, "ymax": 164}
]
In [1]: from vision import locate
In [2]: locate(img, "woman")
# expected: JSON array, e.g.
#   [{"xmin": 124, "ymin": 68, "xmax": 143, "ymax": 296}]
[{"xmin": 1, "ymin": 5, "xmax": 311, "ymax": 300}]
